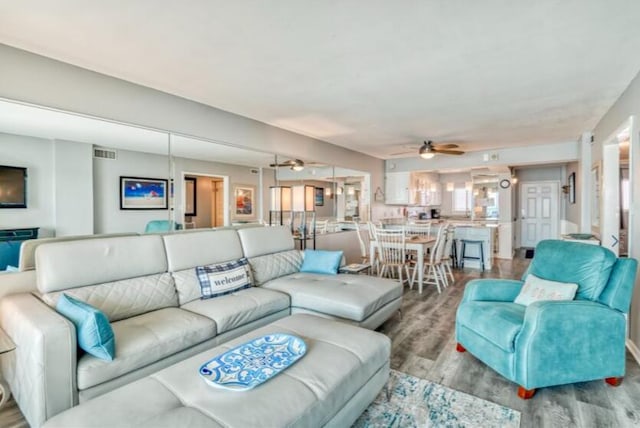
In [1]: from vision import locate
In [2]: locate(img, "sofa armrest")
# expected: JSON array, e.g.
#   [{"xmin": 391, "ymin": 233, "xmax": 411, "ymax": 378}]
[
  {"xmin": 515, "ymin": 300, "xmax": 626, "ymax": 389},
  {"xmin": 0, "ymin": 293, "xmax": 77, "ymax": 427},
  {"xmin": 461, "ymin": 279, "xmax": 523, "ymax": 303}
]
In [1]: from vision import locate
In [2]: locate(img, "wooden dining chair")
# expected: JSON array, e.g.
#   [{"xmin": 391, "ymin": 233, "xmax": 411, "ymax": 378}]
[
  {"xmin": 441, "ymin": 226, "xmax": 456, "ymax": 285},
  {"xmin": 375, "ymin": 228, "xmax": 412, "ymax": 286},
  {"xmin": 414, "ymin": 225, "xmax": 446, "ymax": 293}
]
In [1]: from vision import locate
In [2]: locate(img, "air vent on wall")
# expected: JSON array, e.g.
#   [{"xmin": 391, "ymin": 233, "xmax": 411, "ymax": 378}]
[{"xmin": 93, "ymin": 147, "xmax": 117, "ymax": 160}]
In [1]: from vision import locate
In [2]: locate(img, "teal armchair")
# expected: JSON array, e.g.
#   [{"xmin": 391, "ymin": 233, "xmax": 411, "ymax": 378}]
[
  {"xmin": 144, "ymin": 220, "xmax": 181, "ymax": 233},
  {"xmin": 455, "ymin": 240, "xmax": 638, "ymax": 399}
]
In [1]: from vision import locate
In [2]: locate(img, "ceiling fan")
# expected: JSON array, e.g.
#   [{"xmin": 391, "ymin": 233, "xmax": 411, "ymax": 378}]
[
  {"xmin": 269, "ymin": 158, "xmax": 305, "ymax": 171},
  {"xmin": 390, "ymin": 140, "xmax": 465, "ymax": 159}
]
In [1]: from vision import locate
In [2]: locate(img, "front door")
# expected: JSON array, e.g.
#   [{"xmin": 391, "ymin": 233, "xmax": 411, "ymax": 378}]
[{"xmin": 520, "ymin": 181, "xmax": 559, "ymax": 248}]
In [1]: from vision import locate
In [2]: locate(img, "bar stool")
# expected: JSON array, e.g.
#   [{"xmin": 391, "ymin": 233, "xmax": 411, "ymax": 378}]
[
  {"xmin": 460, "ymin": 239, "xmax": 485, "ymax": 271},
  {"xmin": 451, "ymin": 238, "xmax": 459, "ymax": 268}
]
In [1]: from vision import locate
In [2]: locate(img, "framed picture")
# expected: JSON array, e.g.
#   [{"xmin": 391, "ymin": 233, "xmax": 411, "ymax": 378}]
[
  {"xmin": 568, "ymin": 172, "xmax": 576, "ymax": 204},
  {"xmin": 233, "ymin": 185, "xmax": 256, "ymax": 219},
  {"xmin": 315, "ymin": 187, "xmax": 324, "ymax": 206},
  {"xmin": 120, "ymin": 176, "xmax": 168, "ymax": 210},
  {"xmin": 184, "ymin": 177, "xmax": 197, "ymax": 216}
]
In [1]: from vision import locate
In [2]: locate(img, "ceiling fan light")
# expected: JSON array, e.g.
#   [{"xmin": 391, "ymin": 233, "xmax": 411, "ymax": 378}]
[
  {"xmin": 420, "ymin": 152, "xmax": 435, "ymax": 159},
  {"xmin": 291, "ymin": 159, "xmax": 304, "ymax": 171}
]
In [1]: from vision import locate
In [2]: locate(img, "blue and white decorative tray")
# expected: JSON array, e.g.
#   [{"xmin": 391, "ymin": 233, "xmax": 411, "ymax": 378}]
[{"xmin": 199, "ymin": 333, "xmax": 306, "ymax": 391}]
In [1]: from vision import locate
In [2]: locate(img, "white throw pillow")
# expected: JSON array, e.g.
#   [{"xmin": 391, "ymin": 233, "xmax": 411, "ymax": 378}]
[{"xmin": 514, "ymin": 274, "xmax": 578, "ymax": 306}]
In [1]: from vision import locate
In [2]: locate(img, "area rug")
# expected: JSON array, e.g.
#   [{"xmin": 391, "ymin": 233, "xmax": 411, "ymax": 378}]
[{"xmin": 354, "ymin": 370, "xmax": 521, "ymax": 428}]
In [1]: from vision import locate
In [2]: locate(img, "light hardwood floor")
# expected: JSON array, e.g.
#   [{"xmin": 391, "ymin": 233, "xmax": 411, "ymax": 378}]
[
  {"xmin": 379, "ymin": 255, "xmax": 640, "ymax": 428},
  {"xmin": 1, "ymin": 254, "xmax": 639, "ymax": 427}
]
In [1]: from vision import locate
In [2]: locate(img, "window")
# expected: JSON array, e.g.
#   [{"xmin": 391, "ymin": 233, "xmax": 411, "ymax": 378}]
[{"xmin": 452, "ymin": 188, "xmax": 472, "ymax": 213}]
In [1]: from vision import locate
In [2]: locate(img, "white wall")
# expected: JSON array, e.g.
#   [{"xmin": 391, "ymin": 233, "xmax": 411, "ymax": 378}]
[
  {"xmin": 0, "ymin": 132, "xmax": 55, "ymax": 236},
  {"xmin": 54, "ymin": 139, "xmax": 94, "ymax": 236},
  {"xmin": 0, "ymin": 44, "xmax": 386, "ymax": 220},
  {"xmin": 591, "ymin": 69, "xmax": 640, "ymax": 358},
  {"xmin": 387, "ymin": 141, "xmax": 578, "ymax": 173},
  {"xmin": 93, "ymin": 148, "xmax": 170, "ymax": 234}
]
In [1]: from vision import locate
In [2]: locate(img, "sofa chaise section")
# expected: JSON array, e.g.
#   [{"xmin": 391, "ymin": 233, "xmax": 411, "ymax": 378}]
[{"xmin": 238, "ymin": 226, "xmax": 403, "ymax": 329}]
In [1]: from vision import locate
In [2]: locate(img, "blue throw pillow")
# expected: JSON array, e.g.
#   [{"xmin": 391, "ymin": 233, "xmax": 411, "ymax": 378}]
[
  {"xmin": 56, "ymin": 294, "xmax": 115, "ymax": 361},
  {"xmin": 300, "ymin": 250, "xmax": 343, "ymax": 275}
]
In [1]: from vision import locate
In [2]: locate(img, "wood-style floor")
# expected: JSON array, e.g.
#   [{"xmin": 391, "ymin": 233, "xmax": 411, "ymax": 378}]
[
  {"xmin": 379, "ymin": 254, "xmax": 640, "ymax": 428},
  {"xmin": 1, "ymin": 254, "xmax": 639, "ymax": 427}
]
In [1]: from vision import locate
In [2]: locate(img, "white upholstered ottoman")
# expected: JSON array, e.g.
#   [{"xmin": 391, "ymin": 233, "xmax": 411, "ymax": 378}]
[{"xmin": 43, "ymin": 314, "xmax": 391, "ymax": 428}]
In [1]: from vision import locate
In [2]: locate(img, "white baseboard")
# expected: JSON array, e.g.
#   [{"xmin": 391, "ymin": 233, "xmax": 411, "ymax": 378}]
[{"xmin": 626, "ymin": 338, "xmax": 640, "ymax": 365}]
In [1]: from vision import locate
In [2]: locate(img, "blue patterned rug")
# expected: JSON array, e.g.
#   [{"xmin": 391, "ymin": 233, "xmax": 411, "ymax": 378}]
[{"xmin": 354, "ymin": 370, "xmax": 520, "ymax": 428}]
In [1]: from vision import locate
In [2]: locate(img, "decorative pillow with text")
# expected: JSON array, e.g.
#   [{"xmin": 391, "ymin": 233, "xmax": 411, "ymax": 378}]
[
  {"xmin": 196, "ymin": 257, "xmax": 252, "ymax": 299},
  {"xmin": 514, "ymin": 274, "xmax": 578, "ymax": 306}
]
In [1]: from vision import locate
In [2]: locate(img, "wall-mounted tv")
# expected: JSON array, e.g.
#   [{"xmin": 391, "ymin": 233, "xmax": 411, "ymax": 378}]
[{"xmin": 0, "ymin": 165, "xmax": 27, "ymax": 208}]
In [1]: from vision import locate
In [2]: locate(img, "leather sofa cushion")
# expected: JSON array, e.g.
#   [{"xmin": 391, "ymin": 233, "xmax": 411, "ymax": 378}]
[
  {"xmin": 526, "ymin": 239, "xmax": 617, "ymax": 301},
  {"xmin": 36, "ymin": 235, "xmax": 167, "ymax": 293},
  {"xmin": 42, "ymin": 272, "xmax": 178, "ymax": 322},
  {"xmin": 248, "ymin": 250, "xmax": 302, "ymax": 285},
  {"xmin": 262, "ymin": 273, "xmax": 402, "ymax": 322},
  {"xmin": 77, "ymin": 307, "xmax": 215, "ymax": 390},
  {"xmin": 162, "ymin": 230, "xmax": 244, "ymax": 272},
  {"xmin": 181, "ymin": 288, "xmax": 290, "ymax": 334},
  {"xmin": 457, "ymin": 301, "xmax": 526, "ymax": 352},
  {"xmin": 237, "ymin": 226, "xmax": 294, "ymax": 258}
]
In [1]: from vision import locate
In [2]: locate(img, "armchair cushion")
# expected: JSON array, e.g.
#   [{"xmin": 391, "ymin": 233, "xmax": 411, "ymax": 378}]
[
  {"xmin": 461, "ymin": 279, "xmax": 524, "ymax": 303},
  {"xmin": 456, "ymin": 301, "xmax": 526, "ymax": 352},
  {"xmin": 525, "ymin": 240, "xmax": 617, "ymax": 301},
  {"xmin": 514, "ymin": 274, "xmax": 577, "ymax": 306}
]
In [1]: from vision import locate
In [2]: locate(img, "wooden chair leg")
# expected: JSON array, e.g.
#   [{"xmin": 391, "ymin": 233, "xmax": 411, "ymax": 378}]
[
  {"xmin": 605, "ymin": 377, "xmax": 623, "ymax": 387},
  {"xmin": 518, "ymin": 387, "xmax": 536, "ymax": 399},
  {"xmin": 455, "ymin": 343, "xmax": 466, "ymax": 352}
]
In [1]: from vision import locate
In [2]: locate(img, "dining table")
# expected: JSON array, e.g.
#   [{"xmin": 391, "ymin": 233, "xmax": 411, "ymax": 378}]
[{"xmin": 369, "ymin": 234, "xmax": 437, "ymax": 294}]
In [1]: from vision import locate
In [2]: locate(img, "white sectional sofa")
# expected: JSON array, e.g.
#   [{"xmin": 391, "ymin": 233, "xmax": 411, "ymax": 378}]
[{"xmin": 0, "ymin": 226, "xmax": 402, "ymax": 427}]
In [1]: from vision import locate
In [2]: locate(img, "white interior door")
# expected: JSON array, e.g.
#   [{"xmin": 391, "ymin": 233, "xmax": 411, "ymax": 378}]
[
  {"xmin": 602, "ymin": 140, "xmax": 621, "ymax": 255},
  {"xmin": 520, "ymin": 181, "xmax": 559, "ymax": 248}
]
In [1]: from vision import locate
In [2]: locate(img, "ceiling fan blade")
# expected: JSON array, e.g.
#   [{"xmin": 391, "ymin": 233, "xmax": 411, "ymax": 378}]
[
  {"xmin": 432, "ymin": 149, "xmax": 465, "ymax": 155},
  {"xmin": 433, "ymin": 143, "xmax": 459, "ymax": 149}
]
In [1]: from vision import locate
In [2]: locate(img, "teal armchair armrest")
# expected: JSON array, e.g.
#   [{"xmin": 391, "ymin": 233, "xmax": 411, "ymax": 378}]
[
  {"xmin": 515, "ymin": 300, "xmax": 626, "ymax": 389},
  {"xmin": 461, "ymin": 279, "xmax": 524, "ymax": 303}
]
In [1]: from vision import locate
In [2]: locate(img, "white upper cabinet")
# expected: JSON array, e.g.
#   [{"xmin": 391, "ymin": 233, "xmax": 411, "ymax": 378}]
[
  {"xmin": 385, "ymin": 171, "xmax": 442, "ymax": 206},
  {"xmin": 385, "ymin": 172, "xmax": 411, "ymax": 204}
]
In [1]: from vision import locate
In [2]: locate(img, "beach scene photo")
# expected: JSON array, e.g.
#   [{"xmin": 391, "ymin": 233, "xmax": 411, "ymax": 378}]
[{"xmin": 120, "ymin": 177, "xmax": 168, "ymax": 209}]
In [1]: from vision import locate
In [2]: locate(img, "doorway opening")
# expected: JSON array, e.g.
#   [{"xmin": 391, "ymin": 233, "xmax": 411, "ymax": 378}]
[
  {"xmin": 601, "ymin": 116, "xmax": 634, "ymax": 257},
  {"xmin": 182, "ymin": 173, "xmax": 228, "ymax": 228}
]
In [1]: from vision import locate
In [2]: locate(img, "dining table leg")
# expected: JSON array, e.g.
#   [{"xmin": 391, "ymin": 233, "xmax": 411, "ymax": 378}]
[{"xmin": 418, "ymin": 246, "xmax": 424, "ymax": 293}]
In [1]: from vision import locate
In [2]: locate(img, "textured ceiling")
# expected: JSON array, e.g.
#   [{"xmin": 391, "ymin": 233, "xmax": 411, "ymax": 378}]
[{"xmin": 1, "ymin": 0, "xmax": 640, "ymax": 159}]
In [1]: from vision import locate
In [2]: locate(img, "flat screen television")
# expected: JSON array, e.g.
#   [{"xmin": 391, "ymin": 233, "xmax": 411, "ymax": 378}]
[{"xmin": 0, "ymin": 165, "xmax": 27, "ymax": 208}]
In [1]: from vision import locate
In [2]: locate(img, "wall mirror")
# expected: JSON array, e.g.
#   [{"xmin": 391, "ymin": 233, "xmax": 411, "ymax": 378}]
[
  {"xmin": 471, "ymin": 174, "xmax": 500, "ymax": 220},
  {"xmin": 0, "ymin": 98, "xmax": 171, "ymax": 237}
]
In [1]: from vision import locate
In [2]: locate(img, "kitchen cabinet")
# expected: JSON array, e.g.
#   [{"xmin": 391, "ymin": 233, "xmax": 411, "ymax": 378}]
[
  {"xmin": 385, "ymin": 171, "xmax": 442, "ymax": 206},
  {"xmin": 385, "ymin": 172, "xmax": 410, "ymax": 205}
]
